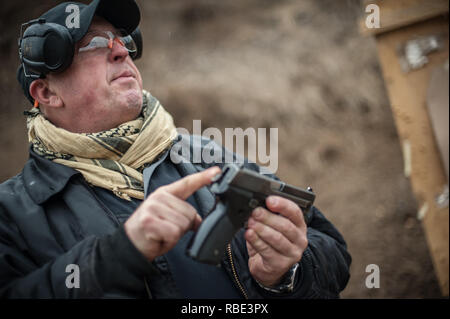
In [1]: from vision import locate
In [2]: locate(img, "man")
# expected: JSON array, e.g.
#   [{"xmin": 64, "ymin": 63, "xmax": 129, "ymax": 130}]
[{"xmin": 0, "ymin": 0, "xmax": 351, "ymax": 298}]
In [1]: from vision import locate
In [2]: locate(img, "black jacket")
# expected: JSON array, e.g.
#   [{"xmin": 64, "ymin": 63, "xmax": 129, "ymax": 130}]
[{"xmin": 0, "ymin": 135, "xmax": 351, "ymax": 298}]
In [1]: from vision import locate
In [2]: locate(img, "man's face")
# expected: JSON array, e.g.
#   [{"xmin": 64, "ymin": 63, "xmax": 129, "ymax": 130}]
[{"xmin": 46, "ymin": 17, "xmax": 143, "ymax": 133}]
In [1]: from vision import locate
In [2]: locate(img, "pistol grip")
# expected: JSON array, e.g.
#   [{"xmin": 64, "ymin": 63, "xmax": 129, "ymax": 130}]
[{"xmin": 187, "ymin": 201, "xmax": 237, "ymax": 265}]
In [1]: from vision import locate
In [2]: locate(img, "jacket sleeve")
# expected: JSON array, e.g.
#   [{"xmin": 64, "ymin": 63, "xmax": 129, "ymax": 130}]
[
  {"xmin": 248, "ymin": 206, "xmax": 351, "ymax": 299},
  {"xmin": 237, "ymin": 160, "xmax": 351, "ymax": 297},
  {"xmin": 240, "ymin": 166, "xmax": 351, "ymax": 298},
  {"xmin": 0, "ymin": 209, "xmax": 159, "ymax": 298},
  {"xmin": 291, "ymin": 206, "xmax": 351, "ymax": 298}
]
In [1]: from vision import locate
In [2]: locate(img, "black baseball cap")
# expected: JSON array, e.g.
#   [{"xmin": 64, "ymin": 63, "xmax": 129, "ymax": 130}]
[{"xmin": 17, "ymin": 0, "xmax": 141, "ymax": 105}]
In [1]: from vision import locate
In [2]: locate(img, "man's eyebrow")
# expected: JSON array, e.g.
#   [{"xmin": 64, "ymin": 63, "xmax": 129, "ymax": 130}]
[
  {"xmin": 78, "ymin": 30, "xmax": 108, "ymax": 46},
  {"xmin": 84, "ymin": 30, "xmax": 97, "ymax": 37},
  {"xmin": 83, "ymin": 30, "xmax": 104, "ymax": 38},
  {"xmin": 84, "ymin": 29, "xmax": 121, "ymax": 37},
  {"xmin": 78, "ymin": 30, "xmax": 98, "ymax": 44}
]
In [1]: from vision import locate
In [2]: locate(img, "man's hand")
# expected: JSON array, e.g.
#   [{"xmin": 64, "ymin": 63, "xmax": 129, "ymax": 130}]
[
  {"xmin": 245, "ymin": 195, "xmax": 308, "ymax": 287},
  {"xmin": 124, "ymin": 166, "xmax": 221, "ymax": 261}
]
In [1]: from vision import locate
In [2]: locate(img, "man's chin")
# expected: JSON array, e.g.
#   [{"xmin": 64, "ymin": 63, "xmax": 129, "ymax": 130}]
[{"xmin": 116, "ymin": 87, "xmax": 143, "ymax": 110}]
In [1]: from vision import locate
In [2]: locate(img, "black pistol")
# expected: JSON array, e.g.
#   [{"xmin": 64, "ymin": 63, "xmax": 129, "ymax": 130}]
[{"xmin": 186, "ymin": 163, "xmax": 315, "ymax": 265}]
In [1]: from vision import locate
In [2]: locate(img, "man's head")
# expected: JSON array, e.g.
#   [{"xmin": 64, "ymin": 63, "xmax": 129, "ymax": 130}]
[{"xmin": 18, "ymin": 0, "xmax": 144, "ymax": 133}]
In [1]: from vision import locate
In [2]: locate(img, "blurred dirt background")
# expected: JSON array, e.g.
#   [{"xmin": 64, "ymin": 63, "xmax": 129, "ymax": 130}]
[{"xmin": 0, "ymin": 0, "xmax": 443, "ymax": 298}]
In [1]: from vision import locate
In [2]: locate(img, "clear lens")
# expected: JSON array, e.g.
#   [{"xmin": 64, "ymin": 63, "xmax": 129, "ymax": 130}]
[
  {"xmin": 121, "ymin": 35, "xmax": 137, "ymax": 53},
  {"xmin": 117, "ymin": 28, "xmax": 137, "ymax": 54},
  {"xmin": 79, "ymin": 36, "xmax": 109, "ymax": 52},
  {"xmin": 78, "ymin": 31, "xmax": 137, "ymax": 54}
]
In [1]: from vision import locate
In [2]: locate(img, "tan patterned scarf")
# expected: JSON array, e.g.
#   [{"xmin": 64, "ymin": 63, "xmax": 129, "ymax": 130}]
[{"xmin": 26, "ymin": 90, "xmax": 178, "ymax": 200}]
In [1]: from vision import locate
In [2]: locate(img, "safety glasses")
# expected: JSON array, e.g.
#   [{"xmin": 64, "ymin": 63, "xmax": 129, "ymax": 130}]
[{"xmin": 78, "ymin": 31, "xmax": 137, "ymax": 55}]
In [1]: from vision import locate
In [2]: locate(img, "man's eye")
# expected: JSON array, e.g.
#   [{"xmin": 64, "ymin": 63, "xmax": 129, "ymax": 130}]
[
  {"xmin": 79, "ymin": 40, "xmax": 90, "ymax": 48},
  {"xmin": 79, "ymin": 36, "xmax": 95, "ymax": 48},
  {"xmin": 79, "ymin": 36, "xmax": 110, "ymax": 52}
]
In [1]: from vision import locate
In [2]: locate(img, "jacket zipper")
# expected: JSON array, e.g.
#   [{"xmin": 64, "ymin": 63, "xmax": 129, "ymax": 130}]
[{"xmin": 227, "ymin": 243, "xmax": 248, "ymax": 299}]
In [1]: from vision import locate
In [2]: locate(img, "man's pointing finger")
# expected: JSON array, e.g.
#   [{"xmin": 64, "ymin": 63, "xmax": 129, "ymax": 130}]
[{"xmin": 162, "ymin": 166, "xmax": 221, "ymax": 200}]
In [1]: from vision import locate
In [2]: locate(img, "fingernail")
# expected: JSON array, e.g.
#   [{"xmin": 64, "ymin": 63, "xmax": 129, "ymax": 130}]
[
  {"xmin": 247, "ymin": 217, "xmax": 255, "ymax": 226},
  {"xmin": 253, "ymin": 208, "xmax": 263, "ymax": 218},
  {"xmin": 208, "ymin": 167, "xmax": 220, "ymax": 179},
  {"xmin": 210, "ymin": 166, "xmax": 220, "ymax": 174},
  {"xmin": 268, "ymin": 196, "xmax": 278, "ymax": 206}
]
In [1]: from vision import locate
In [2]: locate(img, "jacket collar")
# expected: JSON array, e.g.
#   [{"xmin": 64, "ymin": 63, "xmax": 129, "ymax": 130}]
[{"xmin": 23, "ymin": 147, "xmax": 81, "ymax": 204}]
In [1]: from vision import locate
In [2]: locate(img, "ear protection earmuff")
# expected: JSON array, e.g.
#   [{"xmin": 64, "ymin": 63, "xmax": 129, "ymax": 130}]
[
  {"xmin": 19, "ymin": 18, "xmax": 74, "ymax": 78},
  {"xmin": 18, "ymin": 18, "xmax": 143, "ymax": 78}
]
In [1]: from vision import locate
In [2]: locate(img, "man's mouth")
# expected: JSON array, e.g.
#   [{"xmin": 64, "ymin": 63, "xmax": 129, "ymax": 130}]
[{"xmin": 112, "ymin": 70, "xmax": 135, "ymax": 82}]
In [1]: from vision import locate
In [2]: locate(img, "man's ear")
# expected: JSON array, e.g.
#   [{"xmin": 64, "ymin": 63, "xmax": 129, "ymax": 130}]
[{"xmin": 29, "ymin": 79, "xmax": 63, "ymax": 108}]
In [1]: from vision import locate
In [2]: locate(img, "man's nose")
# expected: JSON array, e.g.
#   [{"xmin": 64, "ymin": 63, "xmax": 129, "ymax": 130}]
[{"xmin": 109, "ymin": 39, "xmax": 129, "ymax": 62}]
